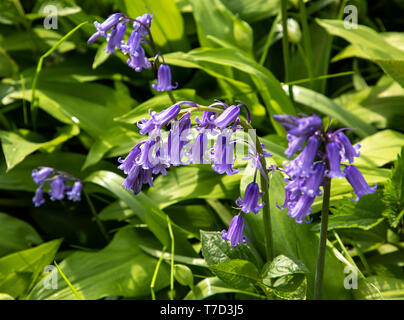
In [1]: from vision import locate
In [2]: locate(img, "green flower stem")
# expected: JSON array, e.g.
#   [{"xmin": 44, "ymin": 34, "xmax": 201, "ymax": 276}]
[
  {"xmin": 180, "ymin": 104, "xmax": 274, "ymax": 262},
  {"xmin": 83, "ymin": 190, "xmax": 111, "ymax": 243},
  {"xmin": 314, "ymin": 177, "xmax": 331, "ymax": 300}
]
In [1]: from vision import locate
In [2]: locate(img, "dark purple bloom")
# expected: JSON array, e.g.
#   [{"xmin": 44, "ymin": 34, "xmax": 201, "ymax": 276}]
[
  {"xmin": 32, "ymin": 167, "xmax": 54, "ymax": 185},
  {"xmin": 136, "ymin": 139, "xmax": 157, "ymax": 169},
  {"xmin": 118, "ymin": 142, "xmax": 144, "ymax": 174},
  {"xmin": 189, "ymin": 133, "xmax": 208, "ymax": 164},
  {"xmin": 287, "ymin": 194, "xmax": 315, "ymax": 224},
  {"xmin": 236, "ymin": 182, "xmax": 264, "ymax": 214},
  {"xmin": 105, "ymin": 21, "xmax": 127, "ymax": 53},
  {"xmin": 152, "ymin": 64, "xmax": 178, "ymax": 92},
  {"xmin": 301, "ymin": 162, "xmax": 326, "ymax": 197},
  {"xmin": 67, "ymin": 181, "xmax": 82, "ymax": 202},
  {"xmin": 336, "ymin": 132, "xmax": 360, "ymax": 164},
  {"xmin": 277, "ymin": 178, "xmax": 301, "ymax": 210},
  {"xmin": 33, "ymin": 187, "xmax": 45, "ymax": 207},
  {"xmin": 122, "ymin": 30, "xmax": 141, "ymax": 55},
  {"xmin": 127, "ymin": 46, "xmax": 151, "ymax": 72},
  {"xmin": 195, "ymin": 111, "xmax": 217, "ymax": 130},
  {"xmin": 326, "ymin": 142, "xmax": 344, "ymax": 178},
  {"xmin": 88, "ymin": 13, "xmax": 124, "ymax": 43},
  {"xmin": 49, "ymin": 176, "xmax": 65, "ymax": 201},
  {"xmin": 137, "ymin": 103, "xmax": 181, "ymax": 135},
  {"xmin": 211, "ymin": 133, "xmax": 238, "ymax": 175},
  {"xmin": 274, "ymin": 114, "xmax": 322, "ymax": 137},
  {"xmin": 133, "ymin": 13, "xmax": 153, "ymax": 36},
  {"xmin": 285, "ymin": 134, "xmax": 305, "ymax": 158},
  {"xmin": 344, "ymin": 165, "xmax": 377, "ymax": 201},
  {"xmin": 214, "ymin": 105, "xmax": 240, "ymax": 130},
  {"xmin": 285, "ymin": 135, "xmax": 319, "ymax": 178},
  {"xmin": 221, "ymin": 214, "xmax": 247, "ymax": 247}
]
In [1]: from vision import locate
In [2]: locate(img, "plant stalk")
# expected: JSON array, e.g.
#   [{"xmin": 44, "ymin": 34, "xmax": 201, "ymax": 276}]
[{"xmin": 314, "ymin": 177, "xmax": 331, "ymax": 299}]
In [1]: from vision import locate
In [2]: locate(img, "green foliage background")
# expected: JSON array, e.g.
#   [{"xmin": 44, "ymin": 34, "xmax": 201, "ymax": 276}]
[{"xmin": 0, "ymin": 0, "xmax": 403, "ymax": 300}]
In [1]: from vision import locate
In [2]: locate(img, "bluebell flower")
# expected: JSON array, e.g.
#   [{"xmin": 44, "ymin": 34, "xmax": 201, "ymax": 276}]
[
  {"xmin": 137, "ymin": 103, "xmax": 181, "ymax": 136},
  {"xmin": 67, "ymin": 181, "xmax": 82, "ymax": 202},
  {"xmin": 285, "ymin": 134, "xmax": 306, "ymax": 158},
  {"xmin": 195, "ymin": 111, "xmax": 217, "ymax": 130},
  {"xmin": 287, "ymin": 194, "xmax": 315, "ymax": 224},
  {"xmin": 49, "ymin": 176, "xmax": 65, "ymax": 201},
  {"xmin": 236, "ymin": 182, "xmax": 264, "ymax": 214},
  {"xmin": 326, "ymin": 142, "xmax": 344, "ymax": 178},
  {"xmin": 214, "ymin": 105, "xmax": 240, "ymax": 130},
  {"xmin": 167, "ymin": 113, "xmax": 191, "ymax": 166},
  {"xmin": 335, "ymin": 132, "xmax": 360, "ymax": 164},
  {"xmin": 32, "ymin": 167, "xmax": 54, "ymax": 185},
  {"xmin": 88, "ymin": 13, "xmax": 124, "ymax": 44},
  {"xmin": 274, "ymin": 114, "xmax": 322, "ymax": 137},
  {"xmin": 189, "ymin": 133, "xmax": 208, "ymax": 164},
  {"xmin": 211, "ymin": 132, "xmax": 238, "ymax": 175},
  {"xmin": 221, "ymin": 214, "xmax": 247, "ymax": 247},
  {"xmin": 105, "ymin": 21, "xmax": 127, "ymax": 53},
  {"xmin": 152, "ymin": 64, "xmax": 178, "ymax": 92},
  {"xmin": 127, "ymin": 45, "xmax": 151, "ymax": 72},
  {"xmin": 285, "ymin": 135, "xmax": 319, "ymax": 179},
  {"xmin": 344, "ymin": 165, "xmax": 377, "ymax": 201},
  {"xmin": 122, "ymin": 30, "xmax": 141, "ymax": 55},
  {"xmin": 300, "ymin": 162, "xmax": 326, "ymax": 197},
  {"xmin": 33, "ymin": 187, "xmax": 45, "ymax": 207},
  {"xmin": 118, "ymin": 142, "xmax": 144, "ymax": 174},
  {"xmin": 133, "ymin": 13, "xmax": 153, "ymax": 36}
]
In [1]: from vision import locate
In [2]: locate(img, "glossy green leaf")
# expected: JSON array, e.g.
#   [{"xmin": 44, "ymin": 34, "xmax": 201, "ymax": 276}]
[
  {"xmin": 317, "ymin": 19, "xmax": 404, "ymax": 88},
  {"xmin": 0, "ymin": 212, "xmax": 42, "ymax": 257},
  {"xmin": 27, "ymin": 228, "xmax": 169, "ymax": 300},
  {"xmin": 174, "ymin": 264, "xmax": 194, "ymax": 288},
  {"xmin": 354, "ymin": 276, "xmax": 404, "ymax": 300},
  {"xmin": 209, "ymin": 259, "xmax": 259, "ymax": 289},
  {"xmin": 0, "ymin": 239, "xmax": 61, "ymax": 298}
]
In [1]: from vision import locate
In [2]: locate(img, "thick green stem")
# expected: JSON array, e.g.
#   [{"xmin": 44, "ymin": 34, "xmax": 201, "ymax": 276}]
[{"xmin": 314, "ymin": 177, "xmax": 331, "ymax": 300}]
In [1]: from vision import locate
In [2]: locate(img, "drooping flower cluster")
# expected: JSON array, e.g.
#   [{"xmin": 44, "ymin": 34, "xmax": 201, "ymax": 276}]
[
  {"xmin": 88, "ymin": 12, "xmax": 177, "ymax": 92},
  {"xmin": 274, "ymin": 114, "xmax": 377, "ymax": 224},
  {"xmin": 118, "ymin": 100, "xmax": 271, "ymax": 247},
  {"xmin": 32, "ymin": 167, "xmax": 82, "ymax": 207}
]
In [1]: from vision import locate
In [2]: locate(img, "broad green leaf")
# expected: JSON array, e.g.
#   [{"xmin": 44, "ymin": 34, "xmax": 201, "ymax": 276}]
[
  {"xmin": 117, "ymin": 0, "xmax": 189, "ymax": 51},
  {"xmin": 148, "ymin": 165, "xmax": 241, "ymax": 209},
  {"xmin": 139, "ymin": 245, "xmax": 207, "ymax": 267},
  {"xmin": 290, "ymin": 85, "xmax": 376, "ymax": 138},
  {"xmin": 0, "ymin": 212, "xmax": 42, "ymax": 257},
  {"xmin": 221, "ymin": 0, "xmax": 280, "ymax": 23},
  {"xmin": 260, "ymin": 255, "xmax": 308, "ymax": 300},
  {"xmin": 354, "ymin": 276, "xmax": 404, "ymax": 300},
  {"xmin": 317, "ymin": 19, "xmax": 404, "ymax": 88},
  {"xmin": 245, "ymin": 171, "xmax": 351, "ymax": 299},
  {"xmin": 190, "ymin": 0, "xmax": 253, "ymax": 54},
  {"xmin": 382, "ymin": 148, "xmax": 404, "ymax": 228},
  {"xmin": 201, "ymin": 231, "xmax": 263, "ymax": 269},
  {"xmin": 355, "ymin": 130, "xmax": 404, "ymax": 167},
  {"xmin": 0, "ymin": 293, "xmax": 14, "ymax": 300},
  {"xmin": 174, "ymin": 264, "xmax": 194, "ymax": 288},
  {"xmin": 85, "ymin": 170, "xmax": 197, "ymax": 256},
  {"xmin": 27, "ymin": 228, "xmax": 170, "ymax": 300},
  {"xmin": 0, "ymin": 125, "xmax": 79, "ymax": 171},
  {"xmin": 312, "ymin": 193, "xmax": 385, "ymax": 231},
  {"xmin": 0, "ymin": 239, "xmax": 61, "ymax": 298},
  {"xmin": 209, "ymin": 259, "xmax": 259, "ymax": 289},
  {"xmin": 99, "ymin": 200, "xmax": 133, "ymax": 221},
  {"xmin": 184, "ymin": 277, "xmax": 264, "ymax": 300}
]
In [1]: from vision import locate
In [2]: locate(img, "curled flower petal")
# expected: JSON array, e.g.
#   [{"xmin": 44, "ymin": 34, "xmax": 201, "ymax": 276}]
[
  {"xmin": 344, "ymin": 165, "xmax": 377, "ymax": 201},
  {"xmin": 221, "ymin": 214, "xmax": 247, "ymax": 247},
  {"xmin": 236, "ymin": 182, "xmax": 264, "ymax": 214}
]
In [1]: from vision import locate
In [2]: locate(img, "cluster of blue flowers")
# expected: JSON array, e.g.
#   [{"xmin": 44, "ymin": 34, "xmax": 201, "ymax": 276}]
[
  {"xmin": 88, "ymin": 12, "xmax": 177, "ymax": 92},
  {"xmin": 274, "ymin": 114, "xmax": 377, "ymax": 224},
  {"xmin": 118, "ymin": 100, "xmax": 271, "ymax": 247},
  {"xmin": 32, "ymin": 167, "xmax": 82, "ymax": 207}
]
